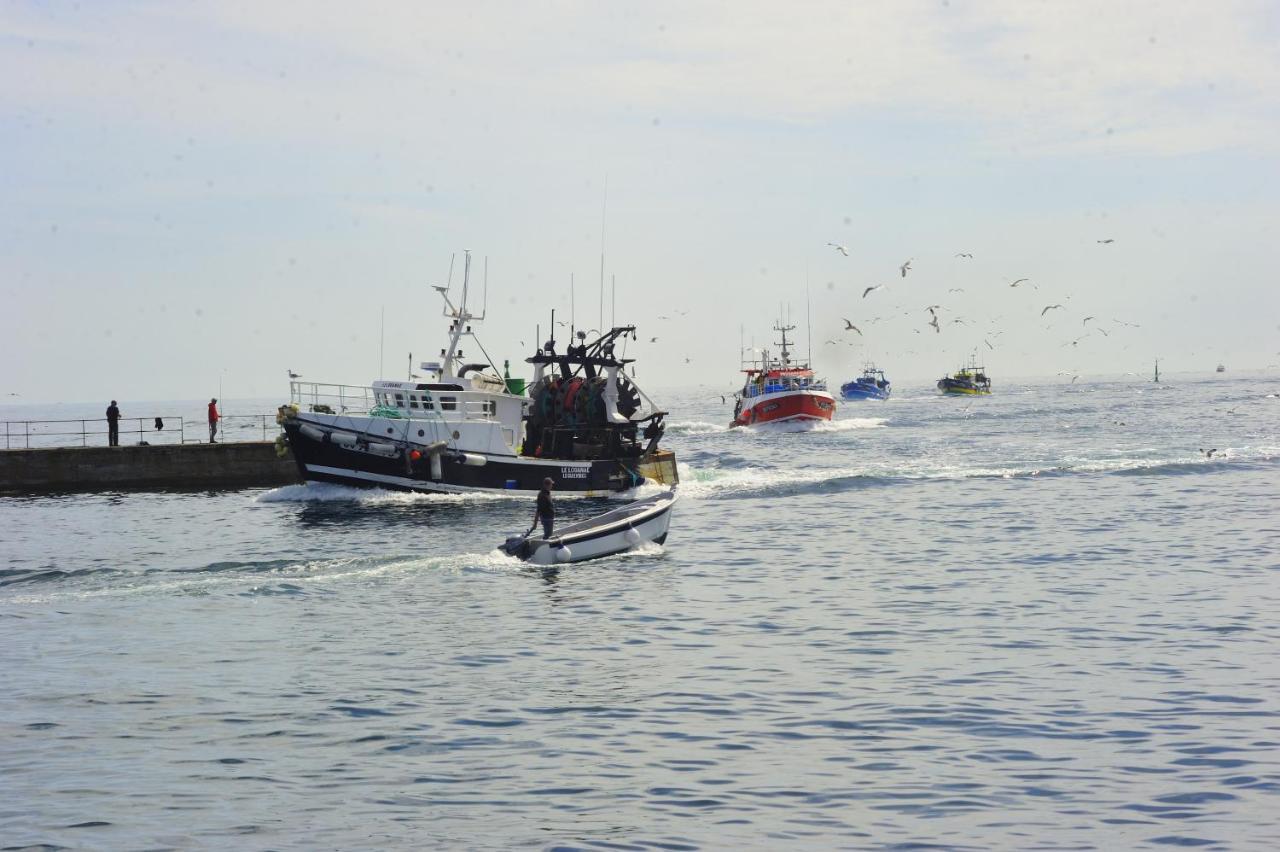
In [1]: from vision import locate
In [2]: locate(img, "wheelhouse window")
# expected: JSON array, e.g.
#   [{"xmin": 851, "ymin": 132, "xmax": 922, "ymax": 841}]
[
  {"xmin": 440, "ymin": 396, "xmax": 457, "ymax": 411},
  {"xmin": 394, "ymin": 393, "xmax": 405, "ymax": 408}
]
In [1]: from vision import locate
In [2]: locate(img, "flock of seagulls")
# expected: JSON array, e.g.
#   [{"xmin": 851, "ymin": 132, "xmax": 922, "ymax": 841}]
[{"xmin": 815, "ymin": 238, "xmax": 1160, "ymax": 380}]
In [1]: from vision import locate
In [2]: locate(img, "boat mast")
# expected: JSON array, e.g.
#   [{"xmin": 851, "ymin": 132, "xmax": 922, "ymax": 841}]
[
  {"xmin": 774, "ymin": 318, "xmax": 795, "ymax": 370},
  {"xmin": 437, "ymin": 250, "xmax": 475, "ymax": 381},
  {"xmin": 1154, "ymin": 357, "xmax": 1160, "ymax": 383}
]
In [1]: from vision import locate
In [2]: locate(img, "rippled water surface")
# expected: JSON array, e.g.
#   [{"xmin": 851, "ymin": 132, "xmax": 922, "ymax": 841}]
[{"xmin": 3, "ymin": 376, "xmax": 1280, "ymax": 850}]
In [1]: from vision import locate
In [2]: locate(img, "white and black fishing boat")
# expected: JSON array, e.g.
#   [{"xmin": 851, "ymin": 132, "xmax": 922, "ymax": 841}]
[
  {"xmin": 278, "ymin": 252, "xmax": 678, "ymax": 495},
  {"xmin": 501, "ymin": 490, "xmax": 677, "ymax": 565}
]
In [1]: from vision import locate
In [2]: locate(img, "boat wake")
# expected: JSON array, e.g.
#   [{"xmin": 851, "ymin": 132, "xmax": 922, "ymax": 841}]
[
  {"xmin": 738, "ymin": 417, "xmax": 887, "ymax": 435},
  {"xmin": 674, "ymin": 447, "xmax": 1278, "ymax": 500},
  {"xmin": 666, "ymin": 420, "xmax": 731, "ymax": 435},
  {"xmin": 2, "ymin": 549, "xmax": 534, "ymax": 605},
  {"xmin": 255, "ymin": 482, "xmax": 519, "ymax": 505}
]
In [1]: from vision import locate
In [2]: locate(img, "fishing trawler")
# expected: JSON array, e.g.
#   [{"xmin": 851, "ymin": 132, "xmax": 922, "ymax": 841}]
[
  {"xmin": 277, "ymin": 252, "xmax": 678, "ymax": 495},
  {"xmin": 731, "ymin": 320, "xmax": 835, "ymax": 427},
  {"xmin": 840, "ymin": 364, "xmax": 891, "ymax": 401},
  {"xmin": 937, "ymin": 356, "xmax": 992, "ymax": 396}
]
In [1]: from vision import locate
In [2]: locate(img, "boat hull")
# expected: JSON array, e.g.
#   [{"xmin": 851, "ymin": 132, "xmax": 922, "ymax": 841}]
[
  {"xmin": 840, "ymin": 382, "xmax": 890, "ymax": 401},
  {"xmin": 503, "ymin": 492, "xmax": 677, "ymax": 565},
  {"xmin": 732, "ymin": 390, "xmax": 835, "ymax": 427},
  {"xmin": 282, "ymin": 418, "xmax": 678, "ymax": 495},
  {"xmin": 937, "ymin": 379, "xmax": 990, "ymax": 396}
]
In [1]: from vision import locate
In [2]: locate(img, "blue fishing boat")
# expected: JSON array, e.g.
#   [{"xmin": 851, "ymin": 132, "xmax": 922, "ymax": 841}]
[{"xmin": 840, "ymin": 365, "xmax": 891, "ymax": 401}]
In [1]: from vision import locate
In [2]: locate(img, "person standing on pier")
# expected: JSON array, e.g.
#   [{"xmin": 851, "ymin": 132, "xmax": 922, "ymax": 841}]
[
  {"xmin": 207, "ymin": 398, "xmax": 220, "ymax": 443},
  {"xmin": 106, "ymin": 400, "xmax": 121, "ymax": 447}
]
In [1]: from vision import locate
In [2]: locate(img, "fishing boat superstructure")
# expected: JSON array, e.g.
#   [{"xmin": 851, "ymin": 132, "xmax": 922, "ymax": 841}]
[
  {"xmin": 731, "ymin": 320, "xmax": 835, "ymax": 427},
  {"xmin": 937, "ymin": 355, "xmax": 992, "ymax": 396},
  {"xmin": 279, "ymin": 252, "xmax": 678, "ymax": 495},
  {"xmin": 840, "ymin": 364, "xmax": 891, "ymax": 401}
]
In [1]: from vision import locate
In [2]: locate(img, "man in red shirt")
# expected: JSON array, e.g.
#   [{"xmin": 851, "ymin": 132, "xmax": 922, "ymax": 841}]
[{"xmin": 208, "ymin": 398, "xmax": 220, "ymax": 443}]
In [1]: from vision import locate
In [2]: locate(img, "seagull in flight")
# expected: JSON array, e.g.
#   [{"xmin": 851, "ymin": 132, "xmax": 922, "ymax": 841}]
[
  {"xmin": 862, "ymin": 284, "xmax": 885, "ymax": 299},
  {"xmin": 955, "ymin": 252, "xmax": 973, "ymax": 259},
  {"xmin": 948, "ymin": 287, "xmax": 965, "ymax": 293},
  {"xmin": 1010, "ymin": 278, "xmax": 1030, "ymax": 288},
  {"xmin": 983, "ymin": 339, "xmax": 994, "ymax": 350},
  {"xmin": 1041, "ymin": 304, "xmax": 1064, "ymax": 316},
  {"xmin": 1199, "ymin": 448, "xmax": 1219, "ymax": 458},
  {"xmin": 827, "ymin": 242, "xmax": 849, "ymax": 256},
  {"xmin": 928, "ymin": 315, "xmax": 941, "ymax": 334},
  {"xmin": 900, "ymin": 259, "xmax": 913, "ymax": 278},
  {"xmin": 1097, "ymin": 238, "xmax": 1115, "ymax": 244},
  {"xmin": 842, "ymin": 319, "xmax": 862, "ymax": 335},
  {"xmin": 649, "ymin": 336, "xmax": 658, "ymax": 343},
  {"xmin": 1082, "ymin": 316, "xmax": 1095, "ymax": 326}
]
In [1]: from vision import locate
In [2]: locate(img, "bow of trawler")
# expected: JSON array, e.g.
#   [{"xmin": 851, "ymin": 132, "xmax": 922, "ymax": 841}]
[{"xmin": 277, "ymin": 252, "xmax": 678, "ymax": 495}]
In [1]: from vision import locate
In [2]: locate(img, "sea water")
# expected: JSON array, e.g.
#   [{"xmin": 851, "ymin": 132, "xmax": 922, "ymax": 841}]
[{"xmin": 2, "ymin": 375, "xmax": 1278, "ymax": 850}]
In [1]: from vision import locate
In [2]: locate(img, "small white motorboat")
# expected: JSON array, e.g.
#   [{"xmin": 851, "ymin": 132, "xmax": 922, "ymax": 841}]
[{"xmin": 501, "ymin": 490, "xmax": 677, "ymax": 565}]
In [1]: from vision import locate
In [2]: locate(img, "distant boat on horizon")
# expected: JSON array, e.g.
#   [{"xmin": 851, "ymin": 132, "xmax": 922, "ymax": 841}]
[
  {"xmin": 1216, "ymin": 363, "xmax": 1226, "ymax": 373},
  {"xmin": 938, "ymin": 355, "xmax": 991, "ymax": 396}
]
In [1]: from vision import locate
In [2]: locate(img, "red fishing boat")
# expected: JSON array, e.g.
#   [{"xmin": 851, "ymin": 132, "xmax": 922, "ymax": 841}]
[{"xmin": 731, "ymin": 320, "xmax": 835, "ymax": 427}]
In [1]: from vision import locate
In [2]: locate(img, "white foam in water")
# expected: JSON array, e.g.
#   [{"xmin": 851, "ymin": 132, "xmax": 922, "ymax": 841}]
[
  {"xmin": 737, "ymin": 417, "xmax": 887, "ymax": 435},
  {"xmin": 671, "ymin": 442, "xmax": 1280, "ymax": 501},
  {"xmin": 666, "ymin": 420, "xmax": 731, "ymax": 435},
  {"xmin": 255, "ymin": 482, "xmax": 517, "ymax": 505}
]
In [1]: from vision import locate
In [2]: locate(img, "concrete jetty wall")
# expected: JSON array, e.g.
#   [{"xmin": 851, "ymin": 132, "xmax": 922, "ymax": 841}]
[{"xmin": 0, "ymin": 442, "xmax": 302, "ymax": 494}]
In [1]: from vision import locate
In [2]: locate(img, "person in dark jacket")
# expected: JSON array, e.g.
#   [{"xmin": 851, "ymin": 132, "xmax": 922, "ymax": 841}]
[
  {"xmin": 534, "ymin": 477, "xmax": 555, "ymax": 538},
  {"xmin": 106, "ymin": 400, "xmax": 121, "ymax": 446}
]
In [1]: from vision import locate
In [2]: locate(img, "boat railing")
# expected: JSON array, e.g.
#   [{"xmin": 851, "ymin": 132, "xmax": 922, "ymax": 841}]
[
  {"xmin": 745, "ymin": 377, "xmax": 827, "ymax": 397},
  {"xmin": 290, "ymin": 381, "xmax": 377, "ymax": 414},
  {"xmin": 289, "ymin": 381, "xmax": 502, "ymax": 423}
]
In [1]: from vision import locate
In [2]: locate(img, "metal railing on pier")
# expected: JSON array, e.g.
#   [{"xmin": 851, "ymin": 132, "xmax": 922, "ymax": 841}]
[{"xmin": 2, "ymin": 415, "xmax": 282, "ymax": 450}]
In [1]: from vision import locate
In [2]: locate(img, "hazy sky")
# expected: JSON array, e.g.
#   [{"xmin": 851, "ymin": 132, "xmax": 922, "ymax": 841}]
[{"xmin": 3, "ymin": 1, "xmax": 1278, "ymax": 403}]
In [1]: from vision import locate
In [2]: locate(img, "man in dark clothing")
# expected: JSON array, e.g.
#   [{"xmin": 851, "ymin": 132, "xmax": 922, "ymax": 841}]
[
  {"xmin": 534, "ymin": 477, "xmax": 555, "ymax": 539},
  {"xmin": 106, "ymin": 400, "xmax": 121, "ymax": 447}
]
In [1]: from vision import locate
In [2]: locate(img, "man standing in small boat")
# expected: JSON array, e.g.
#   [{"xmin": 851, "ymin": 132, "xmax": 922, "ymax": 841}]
[{"xmin": 534, "ymin": 477, "xmax": 555, "ymax": 538}]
